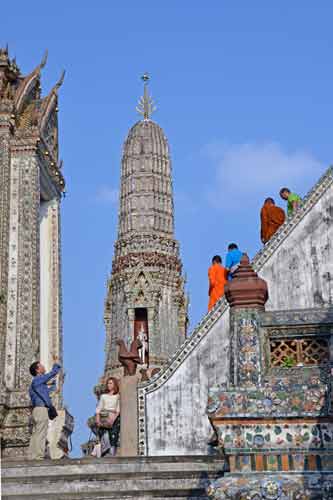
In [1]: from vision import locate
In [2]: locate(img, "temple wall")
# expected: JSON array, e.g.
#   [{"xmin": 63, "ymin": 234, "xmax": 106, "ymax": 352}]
[
  {"xmin": 145, "ymin": 309, "xmax": 230, "ymax": 456},
  {"xmin": 143, "ymin": 174, "xmax": 333, "ymax": 456}
]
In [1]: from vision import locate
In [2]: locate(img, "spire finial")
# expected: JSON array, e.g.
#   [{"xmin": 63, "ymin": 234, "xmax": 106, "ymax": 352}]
[
  {"xmin": 136, "ymin": 72, "xmax": 156, "ymax": 120},
  {"xmin": 54, "ymin": 70, "xmax": 65, "ymax": 91},
  {"xmin": 40, "ymin": 49, "xmax": 48, "ymax": 69}
]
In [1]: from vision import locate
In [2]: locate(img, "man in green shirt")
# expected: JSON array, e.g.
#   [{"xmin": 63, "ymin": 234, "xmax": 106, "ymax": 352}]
[{"xmin": 279, "ymin": 188, "xmax": 301, "ymax": 216}]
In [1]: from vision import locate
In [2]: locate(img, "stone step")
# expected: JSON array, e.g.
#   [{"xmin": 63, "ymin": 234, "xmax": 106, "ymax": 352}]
[{"xmin": 1, "ymin": 455, "xmax": 225, "ymax": 499}]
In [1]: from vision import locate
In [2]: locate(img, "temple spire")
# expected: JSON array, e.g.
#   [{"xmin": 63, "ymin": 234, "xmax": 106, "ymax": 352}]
[{"xmin": 136, "ymin": 72, "xmax": 156, "ymax": 120}]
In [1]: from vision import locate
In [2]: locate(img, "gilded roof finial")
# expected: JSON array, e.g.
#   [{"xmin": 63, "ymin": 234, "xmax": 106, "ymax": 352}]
[{"xmin": 136, "ymin": 72, "xmax": 156, "ymax": 120}]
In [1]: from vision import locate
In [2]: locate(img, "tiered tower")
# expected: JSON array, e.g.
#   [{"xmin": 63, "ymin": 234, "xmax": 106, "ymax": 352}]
[
  {"xmin": 104, "ymin": 75, "xmax": 188, "ymax": 376},
  {"xmin": 0, "ymin": 47, "xmax": 66, "ymax": 457}
]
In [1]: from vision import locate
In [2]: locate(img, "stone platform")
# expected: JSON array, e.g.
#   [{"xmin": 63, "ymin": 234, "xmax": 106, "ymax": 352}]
[{"xmin": 1, "ymin": 455, "xmax": 225, "ymax": 499}]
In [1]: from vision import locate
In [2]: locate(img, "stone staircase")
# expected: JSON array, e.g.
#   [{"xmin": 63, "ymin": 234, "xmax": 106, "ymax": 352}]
[
  {"xmin": 145, "ymin": 165, "xmax": 333, "ymax": 385},
  {"xmin": 137, "ymin": 166, "xmax": 333, "ymax": 456},
  {"xmin": 1, "ymin": 455, "xmax": 225, "ymax": 499}
]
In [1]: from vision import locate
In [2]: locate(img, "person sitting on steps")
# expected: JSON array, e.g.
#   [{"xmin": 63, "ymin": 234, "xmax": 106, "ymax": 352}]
[{"xmin": 95, "ymin": 377, "xmax": 120, "ymax": 457}]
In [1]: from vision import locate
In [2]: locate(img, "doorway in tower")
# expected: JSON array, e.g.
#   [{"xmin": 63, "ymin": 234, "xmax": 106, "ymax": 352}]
[{"xmin": 134, "ymin": 308, "xmax": 149, "ymax": 366}]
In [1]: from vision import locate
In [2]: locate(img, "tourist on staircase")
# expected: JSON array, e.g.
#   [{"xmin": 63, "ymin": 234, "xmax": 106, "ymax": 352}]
[
  {"xmin": 95, "ymin": 377, "xmax": 120, "ymax": 457},
  {"xmin": 208, "ymin": 255, "xmax": 227, "ymax": 311},
  {"xmin": 225, "ymin": 243, "xmax": 243, "ymax": 281},
  {"xmin": 260, "ymin": 197, "xmax": 286, "ymax": 244},
  {"xmin": 279, "ymin": 187, "xmax": 302, "ymax": 216}
]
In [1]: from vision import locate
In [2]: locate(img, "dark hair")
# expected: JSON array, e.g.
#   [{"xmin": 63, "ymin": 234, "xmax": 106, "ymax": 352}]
[
  {"xmin": 279, "ymin": 187, "xmax": 290, "ymax": 196},
  {"xmin": 105, "ymin": 376, "xmax": 120, "ymax": 395},
  {"xmin": 212, "ymin": 255, "xmax": 222, "ymax": 264},
  {"xmin": 228, "ymin": 243, "xmax": 238, "ymax": 251},
  {"xmin": 264, "ymin": 197, "xmax": 275, "ymax": 204},
  {"xmin": 29, "ymin": 361, "xmax": 40, "ymax": 377}
]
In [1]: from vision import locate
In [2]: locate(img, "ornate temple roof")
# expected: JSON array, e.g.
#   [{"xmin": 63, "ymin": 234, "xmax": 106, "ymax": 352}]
[{"xmin": 0, "ymin": 46, "xmax": 65, "ymax": 192}]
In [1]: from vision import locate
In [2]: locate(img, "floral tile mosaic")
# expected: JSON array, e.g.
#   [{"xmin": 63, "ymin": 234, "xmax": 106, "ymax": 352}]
[
  {"xmin": 207, "ymin": 374, "xmax": 330, "ymax": 418},
  {"xmin": 207, "ymin": 473, "xmax": 333, "ymax": 500},
  {"xmin": 215, "ymin": 422, "xmax": 333, "ymax": 451}
]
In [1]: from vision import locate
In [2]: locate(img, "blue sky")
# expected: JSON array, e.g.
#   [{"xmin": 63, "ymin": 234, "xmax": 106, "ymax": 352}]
[{"xmin": 2, "ymin": 2, "xmax": 333, "ymax": 455}]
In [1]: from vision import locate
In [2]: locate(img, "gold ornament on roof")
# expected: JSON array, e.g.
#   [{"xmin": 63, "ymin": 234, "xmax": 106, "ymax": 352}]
[{"xmin": 136, "ymin": 72, "xmax": 156, "ymax": 120}]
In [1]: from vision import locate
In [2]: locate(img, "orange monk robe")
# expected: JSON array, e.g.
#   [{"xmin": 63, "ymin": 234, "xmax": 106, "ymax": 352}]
[
  {"xmin": 260, "ymin": 202, "xmax": 286, "ymax": 243},
  {"xmin": 208, "ymin": 263, "xmax": 227, "ymax": 311}
]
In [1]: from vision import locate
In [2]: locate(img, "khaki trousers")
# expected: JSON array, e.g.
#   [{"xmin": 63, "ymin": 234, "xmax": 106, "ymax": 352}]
[{"xmin": 28, "ymin": 407, "xmax": 49, "ymax": 460}]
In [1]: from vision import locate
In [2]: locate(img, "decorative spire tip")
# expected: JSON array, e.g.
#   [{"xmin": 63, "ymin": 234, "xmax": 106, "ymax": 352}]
[
  {"xmin": 40, "ymin": 49, "xmax": 48, "ymax": 69},
  {"xmin": 55, "ymin": 70, "xmax": 65, "ymax": 91},
  {"xmin": 136, "ymin": 72, "xmax": 156, "ymax": 120}
]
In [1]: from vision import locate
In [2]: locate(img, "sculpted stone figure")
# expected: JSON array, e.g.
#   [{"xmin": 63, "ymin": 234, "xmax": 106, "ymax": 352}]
[
  {"xmin": 137, "ymin": 326, "xmax": 149, "ymax": 366},
  {"xmin": 117, "ymin": 338, "xmax": 142, "ymax": 376}
]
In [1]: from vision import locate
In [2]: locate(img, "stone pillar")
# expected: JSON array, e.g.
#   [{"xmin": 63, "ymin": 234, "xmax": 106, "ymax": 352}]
[
  {"xmin": 1, "ymin": 150, "xmax": 41, "ymax": 458},
  {"xmin": 225, "ymin": 254, "xmax": 268, "ymax": 388},
  {"xmin": 119, "ymin": 374, "xmax": 139, "ymax": 457},
  {"xmin": 147, "ymin": 306, "xmax": 155, "ymax": 364},
  {"xmin": 0, "ymin": 106, "xmax": 12, "ymax": 431},
  {"xmin": 127, "ymin": 308, "xmax": 135, "ymax": 346}
]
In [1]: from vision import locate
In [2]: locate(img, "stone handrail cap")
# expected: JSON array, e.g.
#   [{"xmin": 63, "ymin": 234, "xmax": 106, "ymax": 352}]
[{"xmin": 225, "ymin": 253, "xmax": 268, "ymax": 309}]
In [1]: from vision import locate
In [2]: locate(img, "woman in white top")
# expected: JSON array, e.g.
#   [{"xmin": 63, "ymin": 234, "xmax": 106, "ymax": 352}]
[{"xmin": 95, "ymin": 377, "xmax": 120, "ymax": 457}]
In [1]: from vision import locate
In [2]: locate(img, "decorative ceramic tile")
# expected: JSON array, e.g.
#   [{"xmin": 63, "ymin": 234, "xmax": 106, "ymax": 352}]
[{"xmin": 207, "ymin": 473, "xmax": 333, "ymax": 500}]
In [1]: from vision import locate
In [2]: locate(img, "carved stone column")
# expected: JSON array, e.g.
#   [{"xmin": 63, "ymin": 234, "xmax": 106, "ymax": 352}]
[
  {"xmin": 225, "ymin": 254, "xmax": 268, "ymax": 388},
  {"xmin": 147, "ymin": 306, "xmax": 157, "ymax": 366},
  {"xmin": 0, "ymin": 105, "xmax": 13, "ymax": 430}
]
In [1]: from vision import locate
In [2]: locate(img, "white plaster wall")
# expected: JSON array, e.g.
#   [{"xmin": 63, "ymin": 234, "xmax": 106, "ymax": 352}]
[
  {"xmin": 146, "ymin": 309, "xmax": 230, "ymax": 455},
  {"xmin": 144, "ymin": 179, "xmax": 333, "ymax": 456},
  {"xmin": 39, "ymin": 200, "xmax": 52, "ymax": 370},
  {"xmin": 39, "ymin": 198, "xmax": 62, "ymax": 374},
  {"xmin": 260, "ymin": 191, "xmax": 333, "ymax": 310}
]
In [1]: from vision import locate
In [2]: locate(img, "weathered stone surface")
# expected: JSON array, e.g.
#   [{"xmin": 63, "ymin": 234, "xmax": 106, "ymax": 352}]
[
  {"xmin": 119, "ymin": 375, "xmax": 139, "ymax": 457},
  {"xmin": 1, "ymin": 455, "xmax": 225, "ymax": 499}
]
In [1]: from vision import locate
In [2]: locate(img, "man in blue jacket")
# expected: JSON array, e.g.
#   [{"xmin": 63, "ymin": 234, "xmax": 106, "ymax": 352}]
[
  {"xmin": 28, "ymin": 360, "xmax": 61, "ymax": 460},
  {"xmin": 225, "ymin": 243, "xmax": 243, "ymax": 281}
]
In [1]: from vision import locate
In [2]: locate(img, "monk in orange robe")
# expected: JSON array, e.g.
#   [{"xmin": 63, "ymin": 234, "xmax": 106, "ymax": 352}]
[
  {"xmin": 208, "ymin": 255, "xmax": 227, "ymax": 311},
  {"xmin": 260, "ymin": 197, "xmax": 285, "ymax": 244}
]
